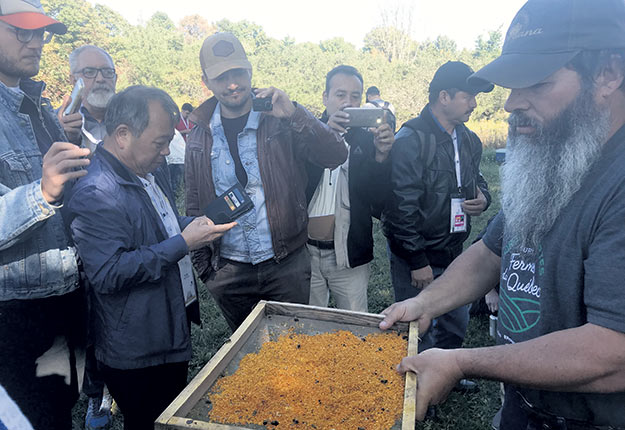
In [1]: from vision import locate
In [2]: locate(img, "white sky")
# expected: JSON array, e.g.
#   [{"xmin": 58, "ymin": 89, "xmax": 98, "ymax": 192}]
[{"xmin": 90, "ymin": 0, "xmax": 526, "ymax": 49}]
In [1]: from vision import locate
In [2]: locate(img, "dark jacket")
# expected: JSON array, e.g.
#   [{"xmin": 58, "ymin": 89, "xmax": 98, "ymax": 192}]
[
  {"xmin": 306, "ymin": 114, "xmax": 391, "ymax": 268},
  {"xmin": 66, "ymin": 145, "xmax": 193, "ymax": 369},
  {"xmin": 185, "ymin": 97, "xmax": 347, "ymax": 281},
  {"xmin": 382, "ymin": 104, "xmax": 491, "ymax": 270}
]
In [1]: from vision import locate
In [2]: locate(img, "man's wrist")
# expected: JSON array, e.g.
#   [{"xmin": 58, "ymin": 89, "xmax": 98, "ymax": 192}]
[{"xmin": 40, "ymin": 183, "xmax": 62, "ymax": 208}]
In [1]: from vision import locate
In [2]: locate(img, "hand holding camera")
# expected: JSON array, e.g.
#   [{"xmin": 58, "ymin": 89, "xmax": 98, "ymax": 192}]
[{"xmin": 253, "ymin": 87, "xmax": 295, "ymax": 118}]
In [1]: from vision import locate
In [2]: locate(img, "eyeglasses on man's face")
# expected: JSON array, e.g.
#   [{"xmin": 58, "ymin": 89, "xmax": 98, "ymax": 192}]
[
  {"xmin": 75, "ymin": 67, "xmax": 117, "ymax": 79},
  {"xmin": 10, "ymin": 26, "xmax": 54, "ymax": 44}
]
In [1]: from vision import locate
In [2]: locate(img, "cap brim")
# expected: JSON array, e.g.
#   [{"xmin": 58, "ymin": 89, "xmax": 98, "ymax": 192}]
[
  {"xmin": 203, "ymin": 59, "xmax": 252, "ymax": 80},
  {"xmin": 465, "ymin": 80, "xmax": 494, "ymax": 94},
  {"xmin": 0, "ymin": 12, "xmax": 67, "ymax": 34},
  {"xmin": 468, "ymin": 51, "xmax": 579, "ymax": 89}
]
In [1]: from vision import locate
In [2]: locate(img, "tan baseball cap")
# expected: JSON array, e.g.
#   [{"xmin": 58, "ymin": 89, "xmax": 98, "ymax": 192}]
[
  {"xmin": 200, "ymin": 32, "xmax": 252, "ymax": 80},
  {"xmin": 0, "ymin": 0, "xmax": 66, "ymax": 33}
]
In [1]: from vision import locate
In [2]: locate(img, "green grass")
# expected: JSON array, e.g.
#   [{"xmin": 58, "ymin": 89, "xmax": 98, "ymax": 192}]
[{"xmin": 72, "ymin": 149, "xmax": 502, "ymax": 429}]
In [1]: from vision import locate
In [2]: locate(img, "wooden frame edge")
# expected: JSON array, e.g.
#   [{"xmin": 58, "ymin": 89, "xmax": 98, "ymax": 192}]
[
  {"xmin": 155, "ymin": 301, "xmax": 269, "ymax": 427},
  {"xmin": 401, "ymin": 321, "xmax": 418, "ymax": 430}
]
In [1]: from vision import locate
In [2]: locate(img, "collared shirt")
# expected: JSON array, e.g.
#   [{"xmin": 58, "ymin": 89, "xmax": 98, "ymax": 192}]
[
  {"xmin": 80, "ymin": 105, "xmax": 107, "ymax": 152},
  {"xmin": 139, "ymin": 173, "xmax": 197, "ymax": 306},
  {"xmin": 209, "ymin": 103, "xmax": 274, "ymax": 264},
  {"xmin": 428, "ymin": 106, "xmax": 463, "ymax": 190}
]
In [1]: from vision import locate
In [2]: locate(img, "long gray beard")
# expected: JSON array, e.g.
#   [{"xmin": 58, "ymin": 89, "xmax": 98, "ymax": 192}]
[
  {"xmin": 86, "ymin": 87, "xmax": 114, "ymax": 109},
  {"xmin": 501, "ymin": 89, "xmax": 609, "ymax": 250}
]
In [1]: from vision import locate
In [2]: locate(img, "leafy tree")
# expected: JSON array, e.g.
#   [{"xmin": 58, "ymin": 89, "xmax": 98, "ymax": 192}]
[
  {"xmin": 33, "ymin": 2, "xmax": 509, "ymax": 145},
  {"xmin": 179, "ymin": 15, "xmax": 215, "ymax": 42}
]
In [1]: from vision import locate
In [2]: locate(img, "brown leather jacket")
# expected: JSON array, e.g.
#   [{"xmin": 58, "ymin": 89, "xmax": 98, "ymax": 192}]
[{"xmin": 185, "ymin": 97, "xmax": 347, "ymax": 281}]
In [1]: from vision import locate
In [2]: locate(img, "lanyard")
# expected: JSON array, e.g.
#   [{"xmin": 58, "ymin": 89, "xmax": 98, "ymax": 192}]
[{"xmin": 451, "ymin": 129, "xmax": 462, "ymax": 190}]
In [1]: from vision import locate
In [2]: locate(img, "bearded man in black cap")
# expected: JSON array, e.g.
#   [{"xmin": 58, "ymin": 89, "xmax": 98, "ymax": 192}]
[
  {"xmin": 382, "ymin": 61, "xmax": 492, "ymax": 360},
  {"xmin": 379, "ymin": 0, "xmax": 625, "ymax": 427}
]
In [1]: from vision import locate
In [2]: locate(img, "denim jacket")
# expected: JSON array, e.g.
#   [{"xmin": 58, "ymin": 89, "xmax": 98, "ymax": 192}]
[
  {"xmin": 0, "ymin": 79, "xmax": 79, "ymax": 301},
  {"xmin": 209, "ymin": 104, "xmax": 274, "ymax": 264}
]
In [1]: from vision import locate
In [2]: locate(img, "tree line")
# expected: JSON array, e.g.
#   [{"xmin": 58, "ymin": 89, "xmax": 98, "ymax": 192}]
[{"xmin": 40, "ymin": 0, "xmax": 509, "ymax": 147}]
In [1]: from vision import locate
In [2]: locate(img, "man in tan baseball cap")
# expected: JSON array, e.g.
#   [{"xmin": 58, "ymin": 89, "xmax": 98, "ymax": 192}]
[
  {"xmin": 186, "ymin": 32, "xmax": 347, "ymax": 331},
  {"xmin": 0, "ymin": 1, "xmax": 91, "ymax": 430},
  {"xmin": 199, "ymin": 32, "xmax": 251, "ymax": 80}
]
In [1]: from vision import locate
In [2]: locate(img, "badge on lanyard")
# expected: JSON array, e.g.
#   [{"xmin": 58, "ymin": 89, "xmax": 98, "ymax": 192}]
[
  {"xmin": 449, "ymin": 129, "xmax": 466, "ymax": 233},
  {"xmin": 450, "ymin": 191, "xmax": 467, "ymax": 233}
]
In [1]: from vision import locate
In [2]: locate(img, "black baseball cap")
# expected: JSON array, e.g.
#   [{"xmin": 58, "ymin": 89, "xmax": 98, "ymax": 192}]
[
  {"xmin": 429, "ymin": 61, "xmax": 494, "ymax": 97},
  {"xmin": 469, "ymin": 0, "xmax": 625, "ymax": 89}
]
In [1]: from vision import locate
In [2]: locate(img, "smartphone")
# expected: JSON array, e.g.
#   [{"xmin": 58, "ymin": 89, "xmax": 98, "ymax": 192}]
[
  {"xmin": 203, "ymin": 182, "xmax": 254, "ymax": 224},
  {"xmin": 63, "ymin": 78, "xmax": 84, "ymax": 116},
  {"xmin": 252, "ymin": 97, "xmax": 273, "ymax": 112},
  {"xmin": 344, "ymin": 107, "xmax": 385, "ymax": 128}
]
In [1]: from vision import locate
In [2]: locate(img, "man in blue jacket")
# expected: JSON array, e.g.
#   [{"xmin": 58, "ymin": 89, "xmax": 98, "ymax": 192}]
[
  {"xmin": 0, "ymin": 1, "xmax": 92, "ymax": 429},
  {"xmin": 67, "ymin": 86, "xmax": 234, "ymax": 430}
]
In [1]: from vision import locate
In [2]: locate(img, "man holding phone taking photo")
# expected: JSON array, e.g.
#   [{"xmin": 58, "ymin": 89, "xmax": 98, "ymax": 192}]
[
  {"xmin": 0, "ymin": 1, "xmax": 92, "ymax": 428},
  {"xmin": 59, "ymin": 45, "xmax": 117, "ymax": 154},
  {"xmin": 185, "ymin": 33, "xmax": 347, "ymax": 331},
  {"xmin": 382, "ymin": 61, "xmax": 492, "ymax": 391},
  {"xmin": 305, "ymin": 65, "xmax": 394, "ymax": 312}
]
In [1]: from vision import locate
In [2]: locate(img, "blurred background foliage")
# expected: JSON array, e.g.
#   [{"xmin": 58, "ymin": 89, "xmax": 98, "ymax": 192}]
[{"xmin": 41, "ymin": 0, "xmax": 509, "ymax": 147}]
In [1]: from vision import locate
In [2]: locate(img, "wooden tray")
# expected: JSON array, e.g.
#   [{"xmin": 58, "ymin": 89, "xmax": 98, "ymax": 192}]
[{"xmin": 155, "ymin": 301, "xmax": 418, "ymax": 430}]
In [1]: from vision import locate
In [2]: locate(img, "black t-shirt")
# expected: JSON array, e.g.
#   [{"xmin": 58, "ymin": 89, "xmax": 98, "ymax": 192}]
[
  {"xmin": 482, "ymin": 125, "xmax": 625, "ymax": 425},
  {"xmin": 221, "ymin": 113, "xmax": 250, "ymax": 187}
]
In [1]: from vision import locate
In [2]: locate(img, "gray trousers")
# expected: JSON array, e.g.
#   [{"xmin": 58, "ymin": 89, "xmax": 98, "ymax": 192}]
[
  {"xmin": 388, "ymin": 244, "xmax": 470, "ymax": 352},
  {"xmin": 307, "ymin": 244, "xmax": 369, "ymax": 312}
]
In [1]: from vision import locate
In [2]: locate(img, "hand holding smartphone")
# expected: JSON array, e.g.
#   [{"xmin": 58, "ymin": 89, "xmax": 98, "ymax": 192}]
[
  {"xmin": 344, "ymin": 107, "xmax": 385, "ymax": 128},
  {"xmin": 63, "ymin": 78, "xmax": 84, "ymax": 116}
]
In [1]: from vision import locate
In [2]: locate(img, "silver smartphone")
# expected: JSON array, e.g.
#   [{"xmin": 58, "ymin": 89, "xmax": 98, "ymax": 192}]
[
  {"xmin": 344, "ymin": 107, "xmax": 385, "ymax": 128},
  {"xmin": 63, "ymin": 78, "xmax": 84, "ymax": 116}
]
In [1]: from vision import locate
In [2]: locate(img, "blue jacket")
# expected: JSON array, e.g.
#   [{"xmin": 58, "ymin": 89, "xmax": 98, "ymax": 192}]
[
  {"xmin": 66, "ymin": 145, "xmax": 193, "ymax": 369},
  {"xmin": 0, "ymin": 79, "xmax": 79, "ymax": 301}
]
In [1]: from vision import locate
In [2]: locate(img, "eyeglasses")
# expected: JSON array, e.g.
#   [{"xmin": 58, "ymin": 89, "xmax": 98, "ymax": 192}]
[
  {"xmin": 75, "ymin": 67, "xmax": 116, "ymax": 79},
  {"xmin": 12, "ymin": 26, "xmax": 54, "ymax": 44}
]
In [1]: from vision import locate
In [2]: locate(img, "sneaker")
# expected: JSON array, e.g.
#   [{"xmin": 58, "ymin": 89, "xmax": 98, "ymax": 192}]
[{"xmin": 85, "ymin": 396, "xmax": 111, "ymax": 430}]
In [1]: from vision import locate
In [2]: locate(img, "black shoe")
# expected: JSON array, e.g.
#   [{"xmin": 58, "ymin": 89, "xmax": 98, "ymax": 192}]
[{"xmin": 453, "ymin": 378, "xmax": 479, "ymax": 393}]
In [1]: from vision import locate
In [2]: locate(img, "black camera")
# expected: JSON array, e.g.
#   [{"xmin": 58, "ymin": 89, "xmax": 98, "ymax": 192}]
[{"xmin": 252, "ymin": 97, "xmax": 273, "ymax": 112}]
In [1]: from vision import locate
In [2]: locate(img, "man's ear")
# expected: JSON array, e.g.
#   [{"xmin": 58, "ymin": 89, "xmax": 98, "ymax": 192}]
[
  {"xmin": 595, "ymin": 55, "xmax": 625, "ymax": 101},
  {"xmin": 114, "ymin": 124, "xmax": 132, "ymax": 150},
  {"xmin": 201, "ymin": 73, "xmax": 210, "ymax": 90},
  {"xmin": 438, "ymin": 90, "xmax": 451, "ymax": 106},
  {"xmin": 322, "ymin": 91, "xmax": 329, "ymax": 108}
]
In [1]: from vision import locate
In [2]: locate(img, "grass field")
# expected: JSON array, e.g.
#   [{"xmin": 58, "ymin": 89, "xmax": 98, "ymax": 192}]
[{"xmin": 72, "ymin": 149, "xmax": 502, "ymax": 430}]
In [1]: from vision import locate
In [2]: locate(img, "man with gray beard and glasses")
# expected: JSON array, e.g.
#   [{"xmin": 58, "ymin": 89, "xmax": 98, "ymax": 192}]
[
  {"xmin": 377, "ymin": 0, "xmax": 625, "ymax": 428},
  {"xmin": 59, "ymin": 45, "xmax": 117, "ymax": 154}
]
